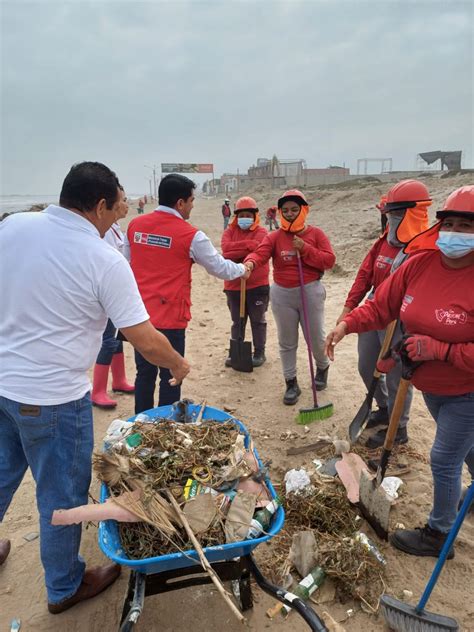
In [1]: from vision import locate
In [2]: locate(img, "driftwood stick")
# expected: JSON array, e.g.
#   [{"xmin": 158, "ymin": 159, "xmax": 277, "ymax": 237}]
[
  {"xmin": 166, "ymin": 491, "xmax": 245, "ymax": 624},
  {"xmin": 195, "ymin": 399, "xmax": 207, "ymax": 425}
]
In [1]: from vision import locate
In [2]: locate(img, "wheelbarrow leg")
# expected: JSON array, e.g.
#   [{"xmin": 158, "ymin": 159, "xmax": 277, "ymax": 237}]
[
  {"xmin": 119, "ymin": 571, "xmax": 146, "ymax": 632},
  {"xmin": 246, "ymin": 554, "xmax": 328, "ymax": 632}
]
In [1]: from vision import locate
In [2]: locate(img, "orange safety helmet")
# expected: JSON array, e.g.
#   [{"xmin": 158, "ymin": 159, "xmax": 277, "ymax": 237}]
[
  {"xmin": 436, "ymin": 185, "xmax": 474, "ymax": 219},
  {"xmin": 385, "ymin": 180, "xmax": 431, "ymax": 211},
  {"xmin": 277, "ymin": 189, "xmax": 308, "ymax": 208},
  {"xmin": 234, "ymin": 196, "xmax": 258, "ymax": 213},
  {"xmin": 405, "ymin": 186, "xmax": 474, "ymax": 254},
  {"xmin": 376, "ymin": 195, "xmax": 388, "ymax": 212}
]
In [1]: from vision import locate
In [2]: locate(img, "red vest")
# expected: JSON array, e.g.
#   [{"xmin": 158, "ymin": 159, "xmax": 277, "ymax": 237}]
[{"xmin": 128, "ymin": 211, "xmax": 198, "ymax": 329}]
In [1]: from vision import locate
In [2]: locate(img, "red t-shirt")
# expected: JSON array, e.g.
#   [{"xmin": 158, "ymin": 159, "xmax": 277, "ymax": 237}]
[
  {"xmin": 245, "ymin": 226, "xmax": 335, "ymax": 288},
  {"xmin": 221, "ymin": 224, "xmax": 270, "ymax": 290},
  {"xmin": 344, "ymin": 236, "xmax": 401, "ymax": 309},
  {"xmin": 344, "ymin": 250, "xmax": 474, "ymax": 395}
]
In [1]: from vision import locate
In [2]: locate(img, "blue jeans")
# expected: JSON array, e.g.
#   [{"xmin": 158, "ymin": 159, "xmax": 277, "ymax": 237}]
[
  {"xmin": 134, "ymin": 328, "xmax": 186, "ymax": 413},
  {"xmin": 96, "ymin": 318, "xmax": 122, "ymax": 365},
  {"xmin": 223, "ymin": 216, "xmax": 230, "ymax": 230},
  {"xmin": 423, "ymin": 391, "xmax": 474, "ymax": 533},
  {"xmin": 0, "ymin": 393, "xmax": 93, "ymax": 603}
]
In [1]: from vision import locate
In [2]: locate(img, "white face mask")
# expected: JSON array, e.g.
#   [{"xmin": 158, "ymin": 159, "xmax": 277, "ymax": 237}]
[
  {"xmin": 436, "ymin": 231, "xmax": 474, "ymax": 259},
  {"xmin": 237, "ymin": 217, "xmax": 253, "ymax": 230}
]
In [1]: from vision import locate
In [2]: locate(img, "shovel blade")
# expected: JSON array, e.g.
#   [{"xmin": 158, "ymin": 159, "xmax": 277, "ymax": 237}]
[
  {"xmin": 348, "ymin": 396, "xmax": 372, "ymax": 443},
  {"xmin": 230, "ymin": 338, "xmax": 253, "ymax": 373},
  {"xmin": 359, "ymin": 469, "xmax": 391, "ymax": 540}
]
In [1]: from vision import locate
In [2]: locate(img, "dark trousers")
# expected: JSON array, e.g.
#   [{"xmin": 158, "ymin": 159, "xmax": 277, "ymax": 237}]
[
  {"xmin": 134, "ymin": 328, "xmax": 186, "ymax": 414},
  {"xmin": 96, "ymin": 319, "xmax": 122, "ymax": 365},
  {"xmin": 225, "ymin": 286, "xmax": 269, "ymax": 353}
]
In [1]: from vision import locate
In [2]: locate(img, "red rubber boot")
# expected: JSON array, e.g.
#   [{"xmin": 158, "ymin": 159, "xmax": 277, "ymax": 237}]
[
  {"xmin": 91, "ymin": 364, "xmax": 117, "ymax": 409},
  {"xmin": 111, "ymin": 353, "xmax": 135, "ymax": 394}
]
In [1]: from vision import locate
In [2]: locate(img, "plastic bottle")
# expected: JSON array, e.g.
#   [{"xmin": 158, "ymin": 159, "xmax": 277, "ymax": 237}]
[
  {"xmin": 282, "ymin": 566, "xmax": 326, "ymax": 613},
  {"xmin": 354, "ymin": 531, "xmax": 386, "ymax": 565},
  {"xmin": 246, "ymin": 498, "xmax": 280, "ymax": 539}
]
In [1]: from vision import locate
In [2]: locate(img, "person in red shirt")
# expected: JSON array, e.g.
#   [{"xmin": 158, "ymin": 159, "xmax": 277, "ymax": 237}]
[
  {"xmin": 265, "ymin": 206, "xmax": 279, "ymax": 231},
  {"xmin": 245, "ymin": 189, "xmax": 335, "ymax": 404},
  {"xmin": 326, "ymin": 186, "xmax": 474, "ymax": 558},
  {"xmin": 335, "ymin": 183, "xmax": 431, "ymax": 448},
  {"xmin": 222, "ymin": 196, "xmax": 270, "ymax": 367},
  {"xmin": 222, "ymin": 198, "xmax": 231, "ymax": 229}
]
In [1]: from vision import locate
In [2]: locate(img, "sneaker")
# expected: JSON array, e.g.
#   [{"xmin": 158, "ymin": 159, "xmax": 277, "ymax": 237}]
[
  {"xmin": 225, "ymin": 356, "xmax": 232, "ymax": 368},
  {"xmin": 252, "ymin": 350, "xmax": 266, "ymax": 368},
  {"xmin": 365, "ymin": 406, "xmax": 389, "ymax": 429},
  {"xmin": 283, "ymin": 377, "xmax": 301, "ymax": 405},
  {"xmin": 314, "ymin": 366, "xmax": 329, "ymax": 391},
  {"xmin": 365, "ymin": 425, "xmax": 408, "ymax": 449},
  {"xmin": 390, "ymin": 525, "xmax": 454, "ymax": 559}
]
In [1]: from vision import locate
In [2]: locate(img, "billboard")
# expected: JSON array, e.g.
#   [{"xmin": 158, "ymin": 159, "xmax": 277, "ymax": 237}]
[{"xmin": 161, "ymin": 163, "xmax": 214, "ymax": 174}]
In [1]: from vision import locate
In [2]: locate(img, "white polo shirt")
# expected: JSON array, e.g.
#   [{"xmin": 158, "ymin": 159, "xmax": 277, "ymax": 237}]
[{"xmin": 0, "ymin": 205, "xmax": 149, "ymax": 405}]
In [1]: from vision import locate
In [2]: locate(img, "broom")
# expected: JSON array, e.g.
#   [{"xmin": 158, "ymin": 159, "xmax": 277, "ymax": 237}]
[
  {"xmin": 295, "ymin": 250, "xmax": 333, "ymax": 424},
  {"xmin": 380, "ymin": 483, "xmax": 474, "ymax": 632}
]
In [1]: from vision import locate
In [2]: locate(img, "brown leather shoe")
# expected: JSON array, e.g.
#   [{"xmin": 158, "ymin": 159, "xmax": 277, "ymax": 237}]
[
  {"xmin": 0, "ymin": 539, "xmax": 11, "ymax": 565},
  {"xmin": 48, "ymin": 563, "xmax": 121, "ymax": 614}
]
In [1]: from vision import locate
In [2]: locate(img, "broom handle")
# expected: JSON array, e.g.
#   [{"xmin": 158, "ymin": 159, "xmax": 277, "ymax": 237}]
[
  {"xmin": 374, "ymin": 320, "xmax": 398, "ymax": 379},
  {"xmin": 417, "ymin": 483, "xmax": 474, "ymax": 612},
  {"xmin": 296, "ymin": 251, "xmax": 318, "ymax": 407}
]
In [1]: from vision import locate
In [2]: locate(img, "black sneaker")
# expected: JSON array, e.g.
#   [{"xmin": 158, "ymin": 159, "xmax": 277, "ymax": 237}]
[
  {"xmin": 365, "ymin": 406, "xmax": 389, "ymax": 429},
  {"xmin": 283, "ymin": 377, "xmax": 301, "ymax": 405},
  {"xmin": 365, "ymin": 425, "xmax": 408, "ymax": 449},
  {"xmin": 252, "ymin": 350, "xmax": 266, "ymax": 368},
  {"xmin": 224, "ymin": 356, "xmax": 232, "ymax": 368},
  {"xmin": 390, "ymin": 525, "xmax": 454, "ymax": 559},
  {"xmin": 314, "ymin": 366, "xmax": 329, "ymax": 391}
]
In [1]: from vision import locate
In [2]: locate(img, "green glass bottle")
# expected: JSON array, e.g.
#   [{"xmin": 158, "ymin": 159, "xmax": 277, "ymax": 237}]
[
  {"xmin": 246, "ymin": 498, "xmax": 280, "ymax": 539},
  {"xmin": 283, "ymin": 566, "xmax": 325, "ymax": 613}
]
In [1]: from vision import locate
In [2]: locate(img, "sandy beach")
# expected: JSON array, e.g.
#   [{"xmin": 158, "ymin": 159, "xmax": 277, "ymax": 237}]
[{"xmin": 1, "ymin": 172, "xmax": 473, "ymax": 632}]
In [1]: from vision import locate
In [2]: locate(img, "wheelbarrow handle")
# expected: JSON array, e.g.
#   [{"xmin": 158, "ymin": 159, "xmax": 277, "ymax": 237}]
[{"xmin": 247, "ymin": 554, "xmax": 328, "ymax": 632}]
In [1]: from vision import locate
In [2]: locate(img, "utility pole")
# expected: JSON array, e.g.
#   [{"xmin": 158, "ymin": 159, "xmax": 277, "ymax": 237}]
[
  {"xmin": 147, "ymin": 177, "xmax": 152, "ymax": 198},
  {"xmin": 145, "ymin": 164, "xmax": 158, "ymax": 200}
]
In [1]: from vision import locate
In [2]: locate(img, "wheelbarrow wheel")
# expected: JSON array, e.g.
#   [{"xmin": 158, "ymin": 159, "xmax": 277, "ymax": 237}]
[{"xmin": 231, "ymin": 577, "xmax": 253, "ymax": 611}]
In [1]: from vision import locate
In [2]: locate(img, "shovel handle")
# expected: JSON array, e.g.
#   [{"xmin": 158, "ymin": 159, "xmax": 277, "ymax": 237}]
[
  {"xmin": 374, "ymin": 320, "xmax": 398, "ymax": 379},
  {"xmin": 384, "ymin": 377, "xmax": 411, "ymax": 451},
  {"xmin": 239, "ymin": 277, "xmax": 246, "ymax": 318}
]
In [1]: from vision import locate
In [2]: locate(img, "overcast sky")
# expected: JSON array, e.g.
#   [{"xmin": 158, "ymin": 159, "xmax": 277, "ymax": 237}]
[{"xmin": 1, "ymin": 0, "xmax": 472, "ymax": 194}]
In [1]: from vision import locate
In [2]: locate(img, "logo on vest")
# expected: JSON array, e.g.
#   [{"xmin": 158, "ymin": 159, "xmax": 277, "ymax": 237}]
[
  {"xmin": 435, "ymin": 309, "xmax": 467, "ymax": 326},
  {"xmin": 375, "ymin": 255, "xmax": 393, "ymax": 269},
  {"xmin": 134, "ymin": 232, "xmax": 172, "ymax": 248},
  {"xmin": 401, "ymin": 294, "xmax": 414, "ymax": 312},
  {"xmin": 281, "ymin": 249, "xmax": 296, "ymax": 262}
]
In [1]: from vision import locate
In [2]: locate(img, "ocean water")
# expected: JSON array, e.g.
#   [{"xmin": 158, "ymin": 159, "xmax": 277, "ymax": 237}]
[{"xmin": 1, "ymin": 193, "xmax": 146, "ymax": 215}]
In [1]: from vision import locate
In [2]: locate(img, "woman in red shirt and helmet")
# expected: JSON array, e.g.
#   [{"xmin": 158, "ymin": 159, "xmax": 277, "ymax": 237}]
[
  {"xmin": 326, "ymin": 186, "xmax": 474, "ymax": 558},
  {"xmin": 336, "ymin": 180, "xmax": 431, "ymax": 448},
  {"xmin": 245, "ymin": 190, "xmax": 335, "ymax": 405},
  {"xmin": 221, "ymin": 196, "xmax": 270, "ymax": 367}
]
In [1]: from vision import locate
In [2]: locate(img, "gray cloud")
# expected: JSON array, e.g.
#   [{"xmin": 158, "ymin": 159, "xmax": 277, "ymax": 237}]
[{"xmin": 1, "ymin": 0, "xmax": 472, "ymax": 193}]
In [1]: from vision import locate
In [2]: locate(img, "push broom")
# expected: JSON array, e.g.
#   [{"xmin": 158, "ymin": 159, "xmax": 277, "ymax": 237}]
[
  {"xmin": 295, "ymin": 251, "xmax": 333, "ymax": 424},
  {"xmin": 380, "ymin": 483, "xmax": 474, "ymax": 632}
]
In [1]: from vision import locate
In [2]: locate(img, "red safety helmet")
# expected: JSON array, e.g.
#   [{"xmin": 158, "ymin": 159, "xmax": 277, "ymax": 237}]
[
  {"xmin": 277, "ymin": 189, "xmax": 308, "ymax": 208},
  {"xmin": 376, "ymin": 195, "xmax": 388, "ymax": 212},
  {"xmin": 385, "ymin": 180, "xmax": 431, "ymax": 211},
  {"xmin": 234, "ymin": 196, "xmax": 258, "ymax": 213},
  {"xmin": 437, "ymin": 185, "xmax": 474, "ymax": 219}
]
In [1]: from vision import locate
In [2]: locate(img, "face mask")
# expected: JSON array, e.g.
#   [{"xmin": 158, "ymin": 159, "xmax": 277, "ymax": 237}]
[
  {"xmin": 237, "ymin": 217, "xmax": 253, "ymax": 230},
  {"xmin": 387, "ymin": 210, "xmax": 406, "ymax": 247},
  {"xmin": 436, "ymin": 231, "xmax": 474, "ymax": 259}
]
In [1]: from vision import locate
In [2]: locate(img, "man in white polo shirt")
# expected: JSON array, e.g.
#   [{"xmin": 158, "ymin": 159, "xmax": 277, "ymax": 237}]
[{"xmin": 0, "ymin": 162, "xmax": 190, "ymax": 614}]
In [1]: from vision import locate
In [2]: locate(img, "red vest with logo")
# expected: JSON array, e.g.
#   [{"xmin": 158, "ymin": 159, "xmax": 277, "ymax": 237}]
[{"xmin": 128, "ymin": 211, "xmax": 198, "ymax": 329}]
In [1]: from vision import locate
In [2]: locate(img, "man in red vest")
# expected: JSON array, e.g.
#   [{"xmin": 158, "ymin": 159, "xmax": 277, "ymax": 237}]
[{"xmin": 127, "ymin": 174, "xmax": 251, "ymax": 412}]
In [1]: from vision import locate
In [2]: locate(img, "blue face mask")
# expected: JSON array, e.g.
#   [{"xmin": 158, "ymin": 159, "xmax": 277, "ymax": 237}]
[
  {"xmin": 436, "ymin": 231, "xmax": 474, "ymax": 259},
  {"xmin": 237, "ymin": 217, "xmax": 254, "ymax": 230}
]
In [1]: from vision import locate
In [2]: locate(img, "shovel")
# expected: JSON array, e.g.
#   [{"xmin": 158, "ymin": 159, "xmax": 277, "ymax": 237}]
[
  {"xmin": 348, "ymin": 319, "xmax": 397, "ymax": 443},
  {"xmin": 230, "ymin": 278, "xmax": 253, "ymax": 373}
]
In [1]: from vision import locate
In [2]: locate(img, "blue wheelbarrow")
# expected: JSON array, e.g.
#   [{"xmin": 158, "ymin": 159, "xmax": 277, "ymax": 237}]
[{"xmin": 98, "ymin": 400, "xmax": 328, "ymax": 631}]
